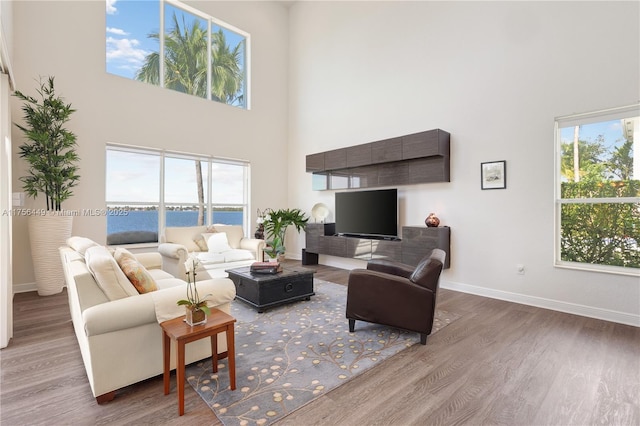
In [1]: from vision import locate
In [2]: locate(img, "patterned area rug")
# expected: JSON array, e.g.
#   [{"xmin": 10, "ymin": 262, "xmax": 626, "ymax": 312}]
[{"xmin": 186, "ymin": 279, "xmax": 460, "ymax": 426}]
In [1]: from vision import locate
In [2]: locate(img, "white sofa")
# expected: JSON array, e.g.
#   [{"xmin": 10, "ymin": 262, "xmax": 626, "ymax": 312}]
[
  {"xmin": 59, "ymin": 237, "xmax": 236, "ymax": 403},
  {"xmin": 158, "ymin": 225, "xmax": 265, "ymax": 279}
]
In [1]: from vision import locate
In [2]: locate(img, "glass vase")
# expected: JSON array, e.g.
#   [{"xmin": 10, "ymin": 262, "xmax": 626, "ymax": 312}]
[{"xmin": 185, "ymin": 305, "xmax": 207, "ymax": 326}]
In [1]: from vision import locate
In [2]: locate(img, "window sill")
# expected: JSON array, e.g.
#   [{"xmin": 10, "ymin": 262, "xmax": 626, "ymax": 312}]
[{"xmin": 555, "ymin": 261, "xmax": 640, "ymax": 277}]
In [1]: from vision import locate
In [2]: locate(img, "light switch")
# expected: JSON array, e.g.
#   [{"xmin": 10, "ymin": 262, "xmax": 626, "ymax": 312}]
[{"xmin": 12, "ymin": 192, "xmax": 24, "ymax": 207}]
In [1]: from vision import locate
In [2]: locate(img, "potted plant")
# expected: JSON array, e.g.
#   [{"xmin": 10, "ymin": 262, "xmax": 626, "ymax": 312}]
[
  {"xmin": 14, "ymin": 76, "xmax": 80, "ymax": 296},
  {"xmin": 263, "ymin": 208, "xmax": 309, "ymax": 262},
  {"xmin": 177, "ymin": 254, "xmax": 211, "ymax": 326}
]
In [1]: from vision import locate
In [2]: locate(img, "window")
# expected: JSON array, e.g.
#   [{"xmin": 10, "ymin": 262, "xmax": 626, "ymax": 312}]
[
  {"xmin": 106, "ymin": 145, "xmax": 250, "ymax": 245},
  {"xmin": 555, "ymin": 105, "xmax": 640, "ymax": 275},
  {"xmin": 106, "ymin": 0, "xmax": 249, "ymax": 109}
]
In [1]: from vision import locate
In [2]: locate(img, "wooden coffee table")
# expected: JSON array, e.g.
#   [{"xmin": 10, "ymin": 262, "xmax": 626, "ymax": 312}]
[
  {"xmin": 226, "ymin": 266, "xmax": 315, "ymax": 313},
  {"xmin": 160, "ymin": 308, "xmax": 236, "ymax": 416}
]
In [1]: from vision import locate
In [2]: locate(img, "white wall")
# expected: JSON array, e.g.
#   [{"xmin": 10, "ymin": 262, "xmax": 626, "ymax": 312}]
[
  {"xmin": 287, "ymin": 1, "xmax": 640, "ymax": 325},
  {"xmin": 11, "ymin": 1, "xmax": 289, "ymax": 288}
]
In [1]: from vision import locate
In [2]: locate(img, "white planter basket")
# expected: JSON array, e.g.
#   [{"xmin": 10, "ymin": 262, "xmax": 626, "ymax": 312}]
[{"xmin": 28, "ymin": 214, "xmax": 73, "ymax": 296}]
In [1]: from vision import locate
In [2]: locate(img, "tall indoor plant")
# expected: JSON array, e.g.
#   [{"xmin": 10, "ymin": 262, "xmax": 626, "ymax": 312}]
[
  {"xmin": 263, "ymin": 208, "xmax": 309, "ymax": 261},
  {"xmin": 14, "ymin": 76, "xmax": 80, "ymax": 295}
]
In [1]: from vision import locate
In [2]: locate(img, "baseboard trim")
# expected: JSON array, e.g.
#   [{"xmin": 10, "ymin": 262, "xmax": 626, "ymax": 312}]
[
  {"xmin": 13, "ymin": 281, "xmax": 37, "ymax": 294},
  {"xmin": 441, "ymin": 280, "xmax": 640, "ymax": 327}
]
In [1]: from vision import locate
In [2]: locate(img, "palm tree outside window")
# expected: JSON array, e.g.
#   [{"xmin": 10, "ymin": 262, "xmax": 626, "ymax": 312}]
[{"xmin": 106, "ymin": 0, "xmax": 249, "ymax": 109}]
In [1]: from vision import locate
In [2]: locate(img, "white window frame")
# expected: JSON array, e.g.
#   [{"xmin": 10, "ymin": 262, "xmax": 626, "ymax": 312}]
[
  {"xmin": 106, "ymin": 144, "xmax": 251, "ymax": 245},
  {"xmin": 554, "ymin": 104, "xmax": 640, "ymax": 276}
]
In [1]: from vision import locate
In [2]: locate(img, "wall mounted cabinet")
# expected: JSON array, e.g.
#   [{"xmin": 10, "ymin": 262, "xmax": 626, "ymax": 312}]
[{"xmin": 306, "ymin": 129, "xmax": 450, "ymax": 190}]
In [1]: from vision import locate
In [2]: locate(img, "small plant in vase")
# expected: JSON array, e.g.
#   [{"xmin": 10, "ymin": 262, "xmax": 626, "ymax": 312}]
[
  {"xmin": 262, "ymin": 208, "xmax": 309, "ymax": 262},
  {"xmin": 177, "ymin": 254, "xmax": 211, "ymax": 326}
]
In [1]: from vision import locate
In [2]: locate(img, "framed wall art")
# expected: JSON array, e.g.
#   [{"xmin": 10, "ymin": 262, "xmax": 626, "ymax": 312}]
[{"xmin": 481, "ymin": 160, "xmax": 506, "ymax": 190}]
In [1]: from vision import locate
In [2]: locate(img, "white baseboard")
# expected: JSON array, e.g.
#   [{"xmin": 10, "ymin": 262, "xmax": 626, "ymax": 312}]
[
  {"xmin": 13, "ymin": 281, "xmax": 37, "ymax": 294},
  {"xmin": 441, "ymin": 279, "xmax": 640, "ymax": 327}
]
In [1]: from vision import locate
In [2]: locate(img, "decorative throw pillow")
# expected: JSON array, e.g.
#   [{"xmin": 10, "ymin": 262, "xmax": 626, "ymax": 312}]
[
  {"xmin": 211, "ymin": 225, "xmax": 243, "ymax": 249},
  {"xmin": 193, "ymin": 236, "xmax": 208, "ymax": 252},
  {"xmin": 85, "ymin": 246, "xmax": 139, "ymax": 300},
  {"xmin": 114, "ymin": 248, "xmax": 158, "ymax": 294},
  {"xmin": 66, "ymin": 236, "xmax": 100, "ymax": 256},
  {"xmin": 207, "ymin": 232, "xmax": 232, "ymax": 253},
  {"xmin": 198, "ymin": 232, "xmax": 217, "ymax": 251}
]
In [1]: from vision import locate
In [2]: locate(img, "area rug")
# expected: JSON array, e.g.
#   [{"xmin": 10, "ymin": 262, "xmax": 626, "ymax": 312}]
[{"xmin": 186, "ymin": 279, "xmax": 460, "ymax": 425}]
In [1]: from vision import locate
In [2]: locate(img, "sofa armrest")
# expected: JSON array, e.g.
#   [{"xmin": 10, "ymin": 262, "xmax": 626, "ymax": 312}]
[
  {"xmin": 240, "ymin": 238, "xmax": 266, "ymax": 261},
  {"xmin": 134, "ymin": 252, "xmax": 163, "ymax": 270},
  {"xmin": 83, "ymin": 293, "xmax": 157, "ymax": 336},
  {"xmin": 158, "ymin": 243, "xmax": 188, "ymax": 260},
  {"xmin": 83, "ymin": 279, "xmax": 236, "ymax": 336}
]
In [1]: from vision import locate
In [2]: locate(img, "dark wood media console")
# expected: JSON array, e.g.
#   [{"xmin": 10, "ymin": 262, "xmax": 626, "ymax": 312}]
[{"xmin": 304, "ymin": 223, "xmax": 450, "ymax": 269}]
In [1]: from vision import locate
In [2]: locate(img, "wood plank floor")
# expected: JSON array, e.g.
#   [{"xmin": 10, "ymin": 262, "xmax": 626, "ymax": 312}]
[{"xmin": 1, "ymin": 260, "xmax": 639, "ymax": 425}]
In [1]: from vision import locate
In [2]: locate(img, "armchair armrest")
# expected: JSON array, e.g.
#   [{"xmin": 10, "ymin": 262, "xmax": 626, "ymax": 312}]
[
  {"xmin": 158, "ymin": 243, "xmax": 189, "ymax": 278},
  {"xmin": 157, "ymin": 243, "xmax": 188, "ymax": 260},
  {"xmin": 366, "ymin": 259, "xmax": 414, "ymax": 279},
  {"xmin": 240, "ymin": 238, "xmax": 266, "ymax": 262},
  {"xmin": 348, "ymin": 269, "xmax": 432, "ymax": 298}
]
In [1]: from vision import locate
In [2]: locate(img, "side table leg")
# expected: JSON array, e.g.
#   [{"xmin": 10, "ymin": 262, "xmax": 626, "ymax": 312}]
[
  {"xmin": 226, "ymin": 325, "xmax": 236, "ymax": 390},
  {"xmin": 211, "ymin": 333, "xmax": 219, "ymax": 373},
  {"xmin": 163, "ymin": 331, "xmax": 170, "ymax": 395},
  {"xmin": 177, "ymin": 340, "xmax": 186, "ymax": 416}
]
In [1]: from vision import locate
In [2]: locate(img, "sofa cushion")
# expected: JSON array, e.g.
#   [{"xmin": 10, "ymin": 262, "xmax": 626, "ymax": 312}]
[
  {"xmin": 85, "ymin": 246, "xmax": 139, "ymax": 300},
  {"xmin": 211, "ymin": 225, "xmax": 243, "ymax": 249},
  {"xmin": 224, "ymin": 249, "xmax": 254, "ymax": 262},
  {"xmin": 114, "ymin": 248, "xmax": 158, "ymax": 294},
  {"xmin": 207, "ymin": 232, "xmax": 233, "ymax": 253},
  {"xmin": 148, "ymin": 268, "xmax": 175, "ymax": 282},
  {"xmin": 67, "ymin": 236, "xmax": 100, "ymax": 256},
  {"xmin": 196, "ymin": 252, "xmax": 226, "ymax": 264}
]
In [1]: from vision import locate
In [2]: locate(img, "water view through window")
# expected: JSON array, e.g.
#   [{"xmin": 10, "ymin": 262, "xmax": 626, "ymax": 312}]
[{"xmin": 106, "ymin": 147, "xmax": 249, "ymax": 244}]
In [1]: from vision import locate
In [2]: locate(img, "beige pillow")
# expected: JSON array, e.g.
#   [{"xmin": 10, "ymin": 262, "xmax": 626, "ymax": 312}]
[
  {"xmin": 66, "ymin": 236, "xmax": 100, "ymax": 256},
  {"xmin": 193, "ymin": 237, "xmax": 208, "ymax": 251},
  {"xmin": 207, "ymin": 232, "xmax": 232, "ymax": 253},
  {"xmin": 163, "ymin": 226, "xmax": 207, "ymax": 252},
  {"xmin": 85, "ymin": 246, "xmax": 139, "ymax": 300},
  {"xmin": 114, "ymin": 248, "xmax": 158, "ymax": 294},
  {"xmin": 211, "ymin": 225, "xmax": 243, "ymax": 248}
]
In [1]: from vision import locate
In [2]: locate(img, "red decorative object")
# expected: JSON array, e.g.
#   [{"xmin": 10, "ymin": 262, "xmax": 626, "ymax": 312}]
[{"xmin": 425, "ymin": 213, "xmax": 440, "ymax": 227}]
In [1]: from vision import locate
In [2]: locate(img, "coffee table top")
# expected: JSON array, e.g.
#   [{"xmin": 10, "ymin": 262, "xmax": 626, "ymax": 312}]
[{"xmin": 226, "ymin": 266, "xmax": 315, "ymax": 282}]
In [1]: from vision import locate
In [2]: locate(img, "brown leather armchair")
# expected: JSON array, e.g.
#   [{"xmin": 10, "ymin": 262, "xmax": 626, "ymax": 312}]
[{"xmin": 346, "ymin": 249, "xmax": 446, "ymax": 345}]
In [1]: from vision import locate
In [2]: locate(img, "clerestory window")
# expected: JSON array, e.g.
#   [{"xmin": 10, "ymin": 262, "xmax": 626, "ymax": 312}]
[
  {"xmin": 555, "ymin": 104, "xmax": 640, "ymax": 275},
  {"xmin": 106, "ymin": 0, "xmax": 249, "ymax": 109},
  {"xmin": 106, "ymin": 145, "xmax": 250, "ymax": 245}
]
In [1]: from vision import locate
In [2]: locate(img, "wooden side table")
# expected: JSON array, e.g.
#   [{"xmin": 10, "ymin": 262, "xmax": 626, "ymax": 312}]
[{"xmin": 160, "ymin": 308, "xmax": 237, "ymax": 416}]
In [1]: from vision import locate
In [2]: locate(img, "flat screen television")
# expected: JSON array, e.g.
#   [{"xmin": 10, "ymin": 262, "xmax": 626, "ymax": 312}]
[{"xmin": 335, "ymin": 188, "xmax": 398, "ymax": 240}]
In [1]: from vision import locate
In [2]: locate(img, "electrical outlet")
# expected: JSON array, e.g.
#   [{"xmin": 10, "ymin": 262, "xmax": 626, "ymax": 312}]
[{"xmin": 516, "ymin": 264, "xmax": 525, "ymax": 275}]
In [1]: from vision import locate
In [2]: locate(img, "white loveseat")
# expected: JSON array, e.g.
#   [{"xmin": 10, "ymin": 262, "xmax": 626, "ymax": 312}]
[
  {"xmin": 59, "ymin": 237, "xmax": 236, "ymax": 402},
  {"xmin": 158, "ymin": 225, "xmax": 265, "ymax": 279}
]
